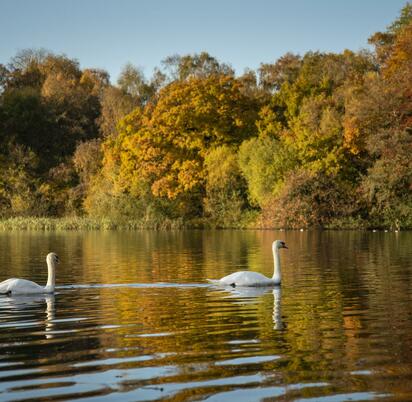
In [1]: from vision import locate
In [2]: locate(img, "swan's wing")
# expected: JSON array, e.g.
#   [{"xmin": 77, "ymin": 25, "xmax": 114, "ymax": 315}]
[
  {"xmin": 208, "ymin": 271, "xmax": 274, "ymax": 287},
  {"xmin": 234, "ymin": 272, "xmax": 273, "ymax": 286},
  {"xmin": 207, "ymin": 272, "xmax": 248, "ymax": 286},
  {"xmin": 211, "ymin": 271, "xmax": 254, "ymax": 286},
  {"xmin": 226, "ymin": 271, "xmax": 274, "ymax": 287}
]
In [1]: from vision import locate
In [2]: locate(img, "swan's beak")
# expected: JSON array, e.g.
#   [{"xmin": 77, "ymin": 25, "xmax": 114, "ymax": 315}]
[{"xmin": 283, "ymin": 244, "xmax": 288, "ymax": 249}]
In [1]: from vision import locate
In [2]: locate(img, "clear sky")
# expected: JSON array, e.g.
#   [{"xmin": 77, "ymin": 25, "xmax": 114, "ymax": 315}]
[{"xmin": 0, "ymin": 0, "xmax": 408, "ymax": 83}]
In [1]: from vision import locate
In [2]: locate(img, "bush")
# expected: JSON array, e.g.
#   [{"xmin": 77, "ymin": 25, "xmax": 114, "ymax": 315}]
[{"xmin": 270, "ymin": 169, "xmax": 358, "ymax": 229}]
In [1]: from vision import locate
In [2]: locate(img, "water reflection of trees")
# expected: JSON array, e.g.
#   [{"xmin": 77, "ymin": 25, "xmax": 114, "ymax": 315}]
[
  {"xmin": 1, "ymin": 231, "xmax": 412, "ymax": 398},
  {"xmin": 275, "ymin": 231, "xmax": 412, "ymax": 393}
]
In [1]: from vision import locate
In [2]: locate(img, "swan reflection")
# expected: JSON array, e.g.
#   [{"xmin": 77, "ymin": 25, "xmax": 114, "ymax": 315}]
[
  {"xmin": 222, "ymin": 285, "xmax": 273, "ymax": 298},
  {"xmin": 0, "ymin": 294, "xmax": 55, "ymax": 338},
  {"xmin": 272, "ymin": 287, "xmax": 283, "ymax": 330},
  {"xmin": 217, "ymin": 286, "xmax": 284, "ymax": 330}
]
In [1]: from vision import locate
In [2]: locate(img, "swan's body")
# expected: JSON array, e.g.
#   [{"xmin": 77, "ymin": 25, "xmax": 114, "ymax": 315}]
[
  {"xmin": 0, "ymin": 253, "xmax": 59, "ymax": 295},
  {"xmin": 208, "ymin": 240, "xmax": 287, "ymax": 287},
  {"xmin": 210, "ymin": 271, "xmax": 276, "ymax": 287}
]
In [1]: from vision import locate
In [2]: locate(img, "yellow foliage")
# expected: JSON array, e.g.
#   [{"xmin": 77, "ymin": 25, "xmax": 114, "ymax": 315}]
[
  {"xmin": 343, "ymin": 116, "xmax": 361, "ymax": 154},
  {"xmin": 100, "ymin": 74, "xmax": 257, "ymax": 202},
  {"xmin": 383, "ymin": 21, "xmax": 412, "ymax": 78}
]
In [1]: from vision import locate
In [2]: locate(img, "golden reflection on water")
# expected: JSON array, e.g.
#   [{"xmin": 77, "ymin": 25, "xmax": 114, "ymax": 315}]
[{"xmin": 0, "ymin": 230, "xmax": 411, "ymax": 400}]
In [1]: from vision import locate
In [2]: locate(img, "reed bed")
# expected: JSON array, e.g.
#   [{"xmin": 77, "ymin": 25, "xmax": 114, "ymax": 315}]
[{"xmin": 0, "ymin": 216, "xmax": 187, "ymax": 231}]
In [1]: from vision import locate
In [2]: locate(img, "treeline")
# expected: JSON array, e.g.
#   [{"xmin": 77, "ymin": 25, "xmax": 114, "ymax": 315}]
[{"xmin": 1, "ymin": 5, "xmax": 412, "ymax": 229}]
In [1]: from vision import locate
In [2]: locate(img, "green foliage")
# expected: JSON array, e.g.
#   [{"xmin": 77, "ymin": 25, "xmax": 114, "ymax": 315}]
[
  {"xmin": 0, "ymin": 50, "xmax": 105, "ymax": 217},
  {"xmin": 1, "ymin": 87, "xmax": 55, "ymax": 169},
  {"xmin": 238, "ymin": 135, "xmax": 295, "ymax": 207},
  {"xmin": 0, "ymin": 143, "xmax": 42, "ymax": 217},
  {"xmin": 203, "ymin": 146, "xmax": 246, "ymax": 227}
]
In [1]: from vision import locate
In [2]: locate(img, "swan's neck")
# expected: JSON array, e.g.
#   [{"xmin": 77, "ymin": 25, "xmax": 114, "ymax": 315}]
[
  {"xmin": 272, "ymin": 247, "xmax": 281, "ymax": 283},
  {"xmin": 46, "ymin": 260, "xmax": 56, "ymax": 291}
]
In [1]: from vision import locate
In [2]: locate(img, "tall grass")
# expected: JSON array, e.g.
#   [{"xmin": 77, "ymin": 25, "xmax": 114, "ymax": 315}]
[
  {"xmin": 0, "ymin": 214, "xmax": 378, "ymax": 231},
  {"xmin": 0, "ymin": 216, "xmax": 187, "ymax": 231}
]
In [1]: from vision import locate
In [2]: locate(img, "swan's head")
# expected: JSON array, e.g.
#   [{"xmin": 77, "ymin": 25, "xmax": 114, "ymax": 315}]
[
  {"xmin": 273, "ymin": 240, "xmax": 288, "ymax": 250},
  {"xmin": 46, "ymin": 252, "xmax": 60, "ymax": 265}
]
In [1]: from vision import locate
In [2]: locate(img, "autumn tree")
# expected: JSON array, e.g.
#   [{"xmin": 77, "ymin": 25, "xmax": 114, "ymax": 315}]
[
  {"xmin": 0, "ymin": 49, "xmax": 105, "ymax": 216},
  {"xmin": 368, "ymin": 2, "xmax": 412, "ymax": 65},
  {"xmin": 117, "ymin": 63, "xmax": 161, "ymax": 106},
  {"xmin": 204, "ymin": 145, "xmax": 247, "ymax": 227},
  {"xmin": 162, "ymin": 52, "xmax": 234, "ymax": 81},
  {"xmin": 94, "ymin": 73, "xmax": 258, "ymax": 219},
  {"xmin": 259, "ymin": 53, "xmax": 302, "ymax": 93},
  {"xmin": 240, "ymin": 50, "xmax": 375, "ymax": 227},
  {"xmin": 238, "ymin": 135, "xmax": 295, "ymax": 207},
  {"xmin": 349, "ymin": 8, "xmax": 412, "ymax": 228}
]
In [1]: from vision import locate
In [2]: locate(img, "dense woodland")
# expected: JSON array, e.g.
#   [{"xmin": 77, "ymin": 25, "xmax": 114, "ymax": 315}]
[{"xmin": 1, "ymin": 5, "xmax": 412, "ymax": 229}]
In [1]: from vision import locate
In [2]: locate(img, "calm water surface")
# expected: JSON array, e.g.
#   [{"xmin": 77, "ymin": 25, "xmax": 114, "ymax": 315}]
[{"xmin": 0, "ymin": 230, "xmax": 412, "ymax": 401}]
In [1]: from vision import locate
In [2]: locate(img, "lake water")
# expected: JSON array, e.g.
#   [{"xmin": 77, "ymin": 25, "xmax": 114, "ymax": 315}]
[{"xmin": 0, "ymin": 230, "xmax": 411, "ymax": 401}]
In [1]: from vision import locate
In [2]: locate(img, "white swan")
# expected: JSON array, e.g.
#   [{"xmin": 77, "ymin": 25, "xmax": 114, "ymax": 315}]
[
  {"xmin": 208, "ymin": 240, "xmax": 287, "ymax": 287},
  {"xmin": 0, "ymin": 253, "xmax": 59, "ymax": 295}
]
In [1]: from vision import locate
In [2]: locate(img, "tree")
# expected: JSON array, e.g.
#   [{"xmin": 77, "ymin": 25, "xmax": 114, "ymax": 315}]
[
  {"xmin": 0, "ymin": 143, "xmax": 42, "ymax": 217},
  {"xmin": 273, "ymin": 169, "xmax": 357, "ymax": 228},
  {"xmin": 0, "ymin": 64, "xmax": 8, "ymax": 93},
  {"xmin": 238, "ymin": 135, "xmax": 294, "ymax": 207},
  {"xmin": 80, "ymin": 68, "xmax": 110, "ymax": 96},
  {"xmin": 2, "ymin": 50, "xmax": 102, "ymax": 164},
  {"xmin": 117, "ymin": 63, "xmax": 157, "ymax": 105},
  {"xmin": 238, "ymin": 49, "xmax": 375, "ymax": 227},
  {"xmin": 161, "ymin": 52, "xmax": 234, "ymax": 81},
  {"xmin": 73, "ymin": 139, "xmax": 103, "ymax": 191},
  {"xmin": 0, "ymin": 49, "xmax": 103, "ymax": 216},
  {"xmin": 361, "ymin": 129, "xmax": 412, "ymax": 229},
  {"xmin": 98, "ymin": 74, "xmax": 258, "ymax": 219},
  {"xmin": 368, "ymin": 3, "xmax": 412, "ymax": 65},
  {"xmin": 258, "ymin": 53, "xmax": 302, "ymax": 92},
  {"xmin": 98, "ymin": 86, "xmax": 138, "ymax": 138},
  {"xmin": 203, "ymin": 146, "xmax": 246, "ymax": 227},
  {"xmin": 1, "ymin": 87, "xmax": 56, "ymax": 171},
  {"xmin": 347, "ymin": 15, "xmax": 412, "ymax": 228}
]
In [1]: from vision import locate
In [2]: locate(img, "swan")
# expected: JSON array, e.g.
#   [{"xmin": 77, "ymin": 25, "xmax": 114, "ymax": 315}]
[
  {"xmin": 0, "ymin": 253, "xmax": 59, "ymax": 295},
  {"xmin": 208, "ymin": 240, "xmax": 287, "ymax": 287}
]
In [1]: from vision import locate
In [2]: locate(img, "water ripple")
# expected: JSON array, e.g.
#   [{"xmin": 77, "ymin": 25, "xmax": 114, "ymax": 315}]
[{"xmin": 1, "ymin": 231, "xmax": 412, "ymax": 400}]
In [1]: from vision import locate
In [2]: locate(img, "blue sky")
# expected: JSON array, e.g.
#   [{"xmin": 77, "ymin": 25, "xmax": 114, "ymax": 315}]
[{"xmin": 0, "ymin": 0, "xmax": 408, "ymax": 83}]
